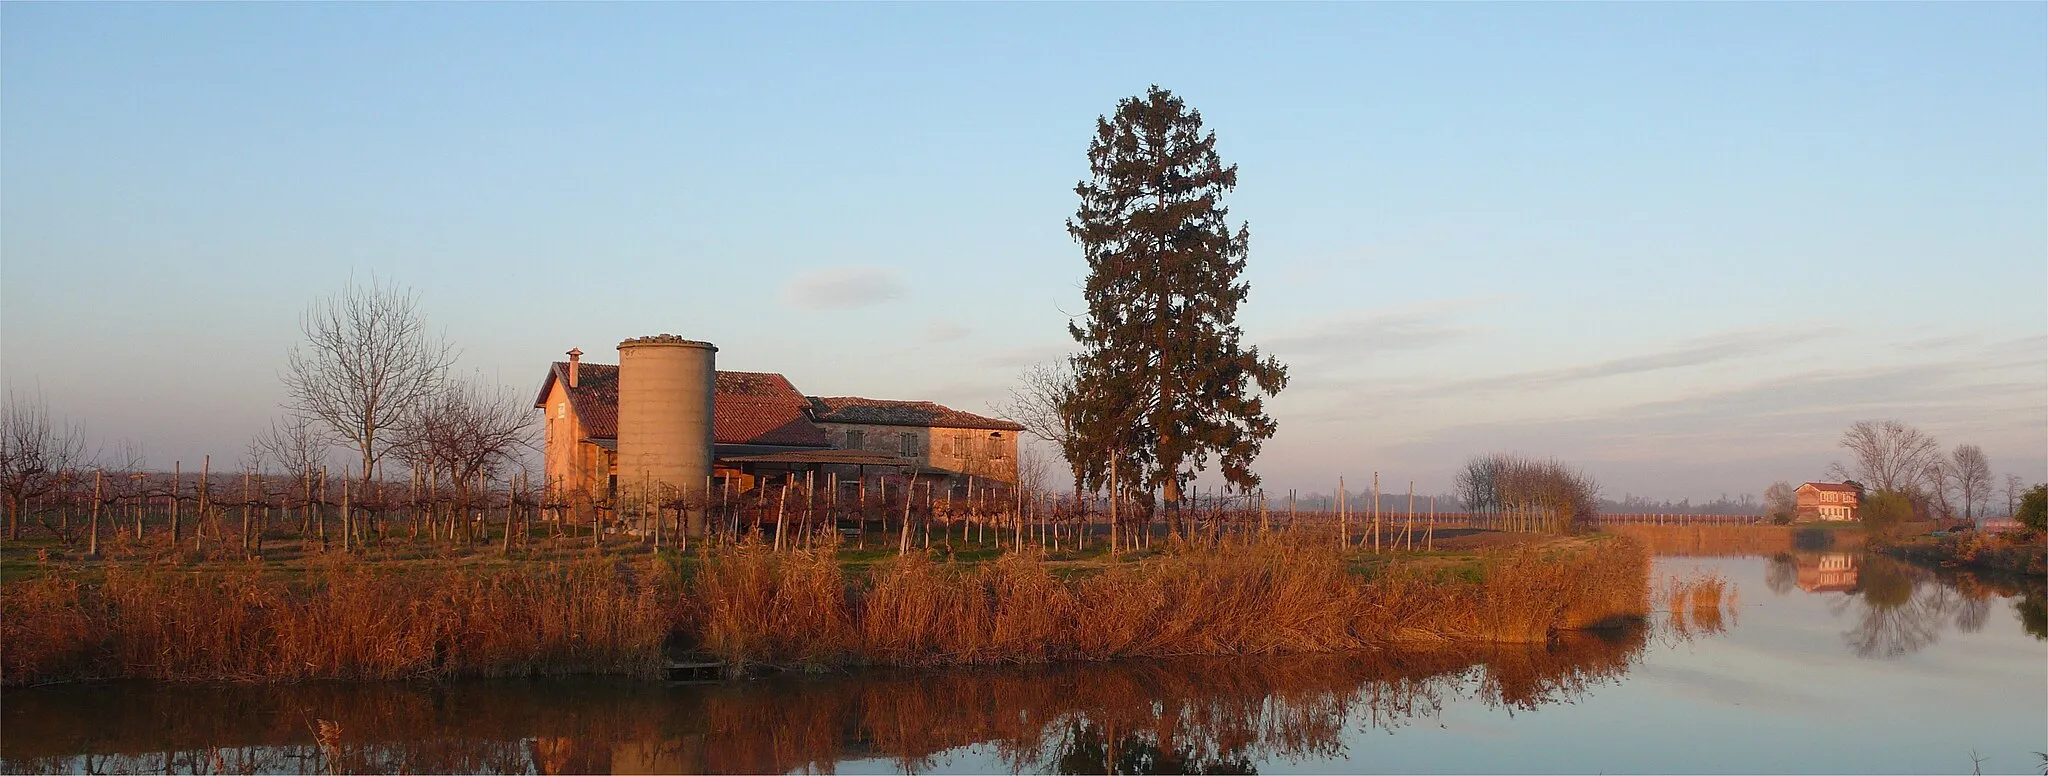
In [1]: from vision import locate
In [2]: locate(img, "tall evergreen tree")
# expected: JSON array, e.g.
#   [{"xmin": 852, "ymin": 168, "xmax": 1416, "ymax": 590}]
[{"xmin": 1066, "ymin": 86, "xmax": 1288, "ymax": 517}]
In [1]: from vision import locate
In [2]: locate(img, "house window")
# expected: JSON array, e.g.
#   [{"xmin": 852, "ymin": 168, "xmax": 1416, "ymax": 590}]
[
  {"xmin": 845, "ymin": 429, "xmax": 865, "ymax": 450},
  {"xmin": 556, "ymin": 402, "xmax": 566, "ymax": 419},
  {"xmin": 987, "ymin": 433, "xmax": 1005, "ymax": 459},
  {"xmin": 899, "ymin": 433, "xmax": 918, "ymax": 457}
]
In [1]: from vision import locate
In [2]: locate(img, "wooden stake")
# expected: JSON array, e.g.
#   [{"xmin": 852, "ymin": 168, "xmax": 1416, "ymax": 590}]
[
  {"xmin": 773, "ymin": 478, "xmax": 789, "ymax": 552},
  {"xmin": 171, "ymin": 460, "xmax": 182, "ymax": 546},
  {"xmin": 89, "ymin": 470, "xmax": 102, "ymax": 558}
]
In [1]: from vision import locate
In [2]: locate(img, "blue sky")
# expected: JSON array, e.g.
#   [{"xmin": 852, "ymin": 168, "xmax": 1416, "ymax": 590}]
[{"xmin": 3, "ymin": 3, "xmax": 2042, "ymax": 501}]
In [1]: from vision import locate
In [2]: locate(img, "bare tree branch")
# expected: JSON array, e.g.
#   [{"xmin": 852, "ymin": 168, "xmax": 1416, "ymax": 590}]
[
  {"xmin": 1832, "ymin": 420, "xmax": 1941, "ymax": 494},
  {"xmin": 0, "ymin": 392, "xmax": 89, "ymax": 539},
  {"xmin": 282, "ymin": 276, "xmax": 456, "ymax": 485}
]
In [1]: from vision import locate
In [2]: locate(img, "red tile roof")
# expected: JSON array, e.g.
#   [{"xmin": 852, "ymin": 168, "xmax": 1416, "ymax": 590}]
[
  {"xmin": 807, "ymin": 397, "xmax": 1025, "ymax": 431},
  {"xmin": 1798, "ymin": 482, "xmax": 1860, "ymax": 493},
  {"xmin": 535, "ymin": 362, "xmax": 829, "ymax": 447}
]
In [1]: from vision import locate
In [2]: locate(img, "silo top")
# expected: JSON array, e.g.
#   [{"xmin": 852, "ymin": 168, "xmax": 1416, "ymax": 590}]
[{"xmin": 618, "ymin": 334, "xmax": 718, "ymax": 351}]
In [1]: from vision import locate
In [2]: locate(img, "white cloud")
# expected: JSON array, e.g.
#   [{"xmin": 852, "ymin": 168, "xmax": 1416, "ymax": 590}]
[
  {"xmin": 780, "ymin": 266, "xmax": 905, "ymax": 310},
  {"xmin": 922, "ymin": 318, "xmax": 970, "ymax": 343}
]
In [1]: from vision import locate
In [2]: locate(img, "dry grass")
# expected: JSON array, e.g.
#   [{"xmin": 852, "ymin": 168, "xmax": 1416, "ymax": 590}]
[{"xmin": 3, "ymin": 533, "xmax": 1653, "ymax": 684}]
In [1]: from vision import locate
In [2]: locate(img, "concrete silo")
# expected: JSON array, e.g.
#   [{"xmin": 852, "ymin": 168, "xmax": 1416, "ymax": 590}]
[{"xmin": 616, "ymin": 334, "xmax": 717, "ymax": 536}]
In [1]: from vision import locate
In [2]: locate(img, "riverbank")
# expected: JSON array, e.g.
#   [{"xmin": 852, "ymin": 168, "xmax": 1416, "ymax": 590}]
[
  {"xmin": 1881, "ymin": 530, "xmax": 2046, "ymax": 577},
  {"xmin": 0, "ymin": 533, "xmax": 1650, "ymax": 685},
  {"xmin": 1601, "ymin": 522, "xmax": 1868, "ymax": 556}
]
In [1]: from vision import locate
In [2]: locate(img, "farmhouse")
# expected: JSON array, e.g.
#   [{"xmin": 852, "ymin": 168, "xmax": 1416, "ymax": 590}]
[
  {"xmin": 1794, "ymin": 482, "xmax": 1860, "ymax": 522},
  {"xmin": 534, "ymin": 340, "xmax": 1020, "ymax": 508}
]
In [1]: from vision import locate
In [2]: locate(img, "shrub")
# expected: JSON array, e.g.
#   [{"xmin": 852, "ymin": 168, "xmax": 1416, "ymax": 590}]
[
  {"xmin": 2017, "ymin": 484, "xmax": 2046, "ymax": 534},
  {"xmin": 1861, "ymin": 491, "xmax": 1915, "ymax": 538}
]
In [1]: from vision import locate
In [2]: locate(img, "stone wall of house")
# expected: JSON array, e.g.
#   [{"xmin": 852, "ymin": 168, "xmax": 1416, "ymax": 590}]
[{"xmin": 816, "ymin": 422, "xmax": 1018, "ymax": 484}]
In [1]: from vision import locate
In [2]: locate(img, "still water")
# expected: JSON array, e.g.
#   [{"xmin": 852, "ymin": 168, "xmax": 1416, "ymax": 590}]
[{"xmin": 4, "ymin": 553, "xmax": 2043, "ymax": 775}]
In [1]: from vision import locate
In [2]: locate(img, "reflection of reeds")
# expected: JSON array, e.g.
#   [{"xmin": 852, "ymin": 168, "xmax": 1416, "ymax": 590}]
[
  {"xmin": 1658, "ymin": 571, "xmax": 1739, "ymax": 636},
  {"xmin": 2, "ymin": 534, "xmax": 1651, "ymax": 684},
  {"xmin": 1, "ymin": 634, "xmax": 1651, "ymax": 775}
]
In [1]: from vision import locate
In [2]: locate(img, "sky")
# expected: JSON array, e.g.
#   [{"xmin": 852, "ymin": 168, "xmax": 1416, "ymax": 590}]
[{"xmin": 3, "ymin": 3, "xmax": 2043, "ymax": 503}]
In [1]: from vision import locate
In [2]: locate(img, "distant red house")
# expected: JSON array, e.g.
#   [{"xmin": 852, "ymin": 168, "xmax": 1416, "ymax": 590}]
[
  {"xmin": 1795, "ymin": 482, "xmax": 1860, "ymax": 522},
  {"xmin": 1979, "ymin": 517, "xmax": 2022, "ymax": 534}
]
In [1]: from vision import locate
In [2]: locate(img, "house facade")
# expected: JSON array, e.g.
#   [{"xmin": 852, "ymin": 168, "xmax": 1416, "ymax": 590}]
[
  {"xmin": 1794, "ymin": 482, "xmax": 1861, "ymax": 522},
  {"xmin": 808, "ymin": 397, "xmax": 1021, "ymax": 485}
]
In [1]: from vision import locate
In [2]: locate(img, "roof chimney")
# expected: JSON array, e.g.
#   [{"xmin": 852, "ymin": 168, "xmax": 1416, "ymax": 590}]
[{"xmin": 566, "ymin": 348, "xmax": 583, "ymax": 388}]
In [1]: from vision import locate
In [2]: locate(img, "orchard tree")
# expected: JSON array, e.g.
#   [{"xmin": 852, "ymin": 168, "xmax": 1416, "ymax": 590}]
[
  {"xmin": 1065, "ymin": 86, "xmax": 1288, "ymax": 521},
  {"xmin": 0, "ymin": 393, "xmax": 88, "ymax": 540}
]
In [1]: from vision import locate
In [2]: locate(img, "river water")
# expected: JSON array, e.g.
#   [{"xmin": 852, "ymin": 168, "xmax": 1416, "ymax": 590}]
[{"xmin": 4, "ymin": 553, "xmax": 2043, "ymax": 775}]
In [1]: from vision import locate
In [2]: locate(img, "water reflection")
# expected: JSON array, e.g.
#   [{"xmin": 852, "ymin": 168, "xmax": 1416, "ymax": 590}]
[
  {"xmin": 2, "ymin": 631, "xmax": 1653, "ymax": 775},
  {"xmin": 1759, "ymin": 551, "xmax": 2047, "ymax": 658}
]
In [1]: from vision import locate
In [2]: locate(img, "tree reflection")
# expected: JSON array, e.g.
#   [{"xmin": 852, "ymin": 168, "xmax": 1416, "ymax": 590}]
[
  {"xmin": 2016, "ymin": 587, "xmax": 2047, "ymax": 641},
  {"xmin": 1765, "ymin": 553, "xmax": 1797, "ymax": 596},
  {"xmin": 1, "ymin": 632, "xmax": 1655, "ymax": 775},
  {"xmin": 1053, "ymin": 720, "xmax": 1258, "ymax": 775},
  {"xmin": 1828, "ymin": 554, "xmax": 2042, "ymax": 658}
]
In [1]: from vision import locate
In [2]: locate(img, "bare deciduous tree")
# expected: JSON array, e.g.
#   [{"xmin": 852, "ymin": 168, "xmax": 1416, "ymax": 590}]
[
  {"xmin": 1828, "ymin": 420, "xmax": 1941, "ymax": 493},
  {"xmin": 1457, "ymin": 453, "xmax": 1598, "ymax": 533},
  {"xmin": 2005, "ymin": 474, "xmax": 2025, "ymax": 517},
  {"xmin": 1763, "ymin": 481, "xmax": 1797, "ymax": 522},
  {"xmin": 250, "ymin": 414, "xmax": 333, "ymax": 478},
  {"xmin": 1949, "ymin": 444, "xmax": 1991, "ymax": 520},
  {"xmin": 0, "ymin": 393, "xmax": 89, "ymax": 539},
  {"xmin": 996, "ymin": 361, "xmax": 1087, "ymax": 496},
  {"xmin": 283, "ymin": 277, "xmax": 455, "ymax": 486},
  {"xmin": 398, "ymin": 375, "xmax": 536, "ymax": 502},
  {"xmin": 1925, "ymin": 459, "xmax": 1957, "ymax": 520}
]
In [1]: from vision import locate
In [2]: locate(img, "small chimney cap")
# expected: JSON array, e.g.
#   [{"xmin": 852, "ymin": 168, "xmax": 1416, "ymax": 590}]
[{"xmin": 567, "ymin": 348, "xmax": 583, "ymax": 359}]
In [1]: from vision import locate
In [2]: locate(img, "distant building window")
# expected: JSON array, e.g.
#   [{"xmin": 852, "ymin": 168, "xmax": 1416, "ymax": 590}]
[
  {"xmin": 987, "ymin": 433, "xmax": 1005, "ymax": 459},
  {"xmin": 556, "ymin": 402, "xmax": 566, "ymax": 419},
  {"xmin": 845, "ymin": 429, "xmax": 865, "ymax": 450},
  {"xmin": 899, "ymin": 433, "xmax": 917, "ymax": 457}
]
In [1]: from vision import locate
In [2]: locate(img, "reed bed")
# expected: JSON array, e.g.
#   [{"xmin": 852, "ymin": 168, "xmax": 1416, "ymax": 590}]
[
  {"xmin": 1604, "ymin": 523, "xmax": 1865, "ymax": 557},
  {"xmin": 1, "ymin": 558, "xmax": 670, "ymax": 684},
  {"xmin": 688, "ymin": 533, "xmax": 1650, "ymax": 669},
  {"xmin": 2, "ymin": 534, "xmax": 1653, "ymax": 685}
]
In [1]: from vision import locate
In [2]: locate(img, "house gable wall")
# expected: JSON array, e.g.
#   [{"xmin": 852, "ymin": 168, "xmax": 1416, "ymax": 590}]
[{"xmin": 542, "ymin": 381, "xmax": 612, "ymax": 498}]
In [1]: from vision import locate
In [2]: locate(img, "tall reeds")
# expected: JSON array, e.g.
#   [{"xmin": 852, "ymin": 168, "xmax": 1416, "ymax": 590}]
[
  {"xmin": 2, "ymin": 534, "xmax": 1654, "ymax": 685},
  {"xmin": 2, "ymin": 558, "xmax": 669, "ymax": 684},
  {"xmin": 684, "ymin": 534, "xmax": 1650, "ymax": 668}
]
